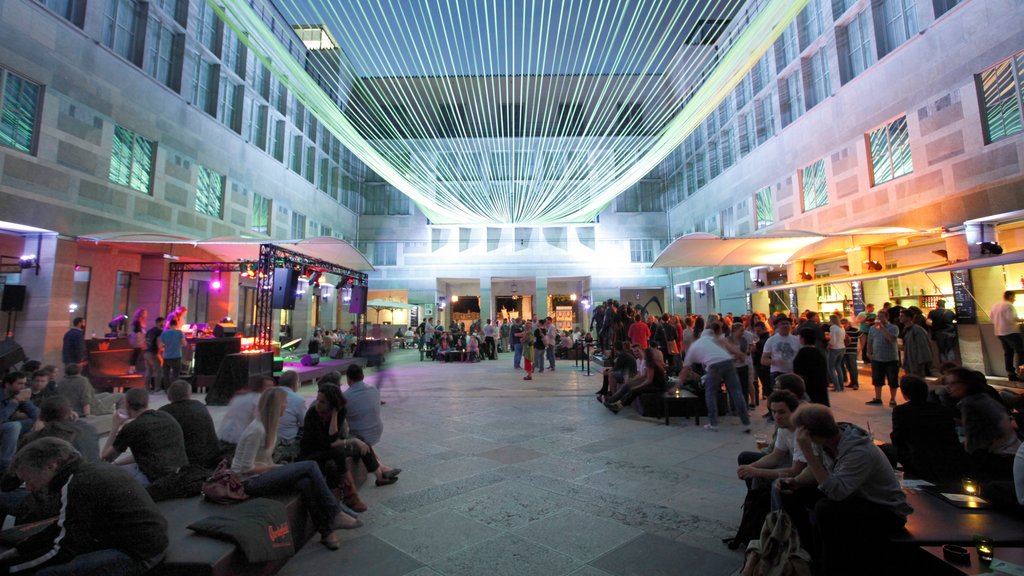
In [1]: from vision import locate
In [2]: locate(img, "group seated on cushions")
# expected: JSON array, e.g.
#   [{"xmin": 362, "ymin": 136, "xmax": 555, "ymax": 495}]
[{"xmin": 0, "ymin": 361, "xmax": 403, "ymax": 573}]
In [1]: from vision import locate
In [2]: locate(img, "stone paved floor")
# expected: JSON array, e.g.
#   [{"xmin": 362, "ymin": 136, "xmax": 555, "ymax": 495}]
[{"xmin": 250, "ymin": 349, "xmax": 899, "ymax": 576}]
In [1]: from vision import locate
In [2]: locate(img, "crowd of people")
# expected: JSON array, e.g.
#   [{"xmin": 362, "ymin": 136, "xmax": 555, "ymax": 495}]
[{"xmin": 0, "ymin": 358, "xmax": 400, "ymax": 572}]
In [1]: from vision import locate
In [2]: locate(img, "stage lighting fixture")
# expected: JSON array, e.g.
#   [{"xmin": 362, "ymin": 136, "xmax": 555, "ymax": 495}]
[
  {"xmin": 210, "ymin": 270, "xmax": 223, "ymax": 291},
  {"xmin": 799, "ymin": 272, "xmax": 813, "ymax": 281},
  {"xmin": 979, "ymin": 241, "xmax": 1003, "ymax": 255},
  {"xmin": 753, "ymin": 280, "xmax": 766, "ymax": 287},
  {"xmin": 308, "ymin": 270, "xmax": 322, "ymax": 286}
]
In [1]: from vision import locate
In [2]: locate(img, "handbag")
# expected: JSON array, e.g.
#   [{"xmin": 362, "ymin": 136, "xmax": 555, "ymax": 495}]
[{"xmin": 202, "ymin": 460, "xmax": 250, "ymax": 504}]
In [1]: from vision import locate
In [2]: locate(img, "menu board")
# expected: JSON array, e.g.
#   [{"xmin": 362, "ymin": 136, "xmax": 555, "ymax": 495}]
[
  {"xmin": 950, "ymin": 270, "xmax": 977, "ymax": 325},
  {"xmin": 851, "ymin": 281, "xmax": 865, "ymax": 316}
]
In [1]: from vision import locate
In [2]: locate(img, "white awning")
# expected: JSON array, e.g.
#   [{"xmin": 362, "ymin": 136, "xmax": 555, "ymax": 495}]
[
  {"xmin": 77, "ymin": 233, "xmax": 374, "ymax": 271},
  {"xmin": 652, "ymin": 231, "xmax": 825, "ymax": 268},
  {"xmin": 366, "ymin": 299, "xmax": 416, "ymax": 310}
]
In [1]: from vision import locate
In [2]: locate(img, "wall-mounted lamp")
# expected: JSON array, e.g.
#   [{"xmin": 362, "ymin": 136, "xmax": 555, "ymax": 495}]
[
  {"xmin": 451, "ymin": 294, "xmax": 459, "ymax": 303},
  {"xmin": 862, "ymin": 260, "xmax": 883, "ymax": 272},
  {"xmin": 979, "ymin": 241, "xmax": 1003, "ymax": 255},
  {"xmin": 18, "ymin": 255, "xmax": 36, "ymax": 270}
]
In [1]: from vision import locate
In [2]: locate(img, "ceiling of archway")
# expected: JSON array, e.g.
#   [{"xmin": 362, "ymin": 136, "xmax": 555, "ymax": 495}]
[{"xmin": 212, "ymin": 0, "xmax": 808, "ymax": 225}]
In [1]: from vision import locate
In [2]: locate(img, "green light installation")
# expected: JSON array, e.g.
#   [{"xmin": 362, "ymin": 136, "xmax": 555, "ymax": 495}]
[{"xmin": 210, "ymin": 0, "xmax": 809, "ymax": 225}]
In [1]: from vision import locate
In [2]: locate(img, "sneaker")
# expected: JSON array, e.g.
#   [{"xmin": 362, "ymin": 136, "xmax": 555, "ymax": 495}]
[
  {"xmin": 703, "ymin": 424, "xmax": 718, "ymax": 431},
  {"xmin": 604, "ymin": 401, "xmax": 621, "ymax": 415},
  {"xmin": 865, "ymin": 399, "xmax": 883, "ymax": 405},
  {"xmin": 889, "ymin": 400, "xmax": 897, "ymax": 406},
  {"xmin": 523, "ymin": 376, "xmax": 532, "ymax": 380}
]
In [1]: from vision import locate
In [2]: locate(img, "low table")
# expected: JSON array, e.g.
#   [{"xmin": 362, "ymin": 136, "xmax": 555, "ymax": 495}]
[
  {"xmin": 662, "ymin": 389, "xmax": 702, "ymax": 426},
  {"xmin": 919, "ymin": 545, "xmax": 1024, "ymax": 575}
]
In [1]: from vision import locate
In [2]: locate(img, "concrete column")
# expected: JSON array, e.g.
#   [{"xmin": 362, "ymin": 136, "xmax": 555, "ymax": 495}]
[
  {"xmin": 480, "ymin": 277, "xmax": 492, "ymax": 323},
  {"xmin": 534, "ymin": 276, "xmax": 548, "ymax": 320},
  {"xmin": 18, "ymin": 235, "xmax": 76, "ymax": 364}
]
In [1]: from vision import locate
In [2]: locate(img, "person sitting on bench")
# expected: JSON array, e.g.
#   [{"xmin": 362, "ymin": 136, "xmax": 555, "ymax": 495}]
[
  {"xmin": 778, "ymin": 404, "xmax": 911, "ymax": 576},
  {"xmin": 232, "ymin": 388, "xmax": 361, "ymax": 550},
  {"xmin": 159, "ymin": 380, "xmax": 220, "ymax": 470},
  {"xmin": 602, "ymin": 347, "xmax": 667, "ymax": 415},
  {"xmin": 102, "ymin": 388, "xmax": 188, "ymax": 487},
  {"xmin": 0, "ymin": 438, "xmax": 168, "ymax": 575}
]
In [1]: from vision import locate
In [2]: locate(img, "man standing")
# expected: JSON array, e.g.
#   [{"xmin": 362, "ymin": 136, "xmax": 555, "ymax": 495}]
[
  {"xmin": 533, "ymin": 319, "xmax": 547, "ymax": 374},
  {"xmin": 856, "ymin": 303, "xmax": 877, "ymax": 363},
  {"xmin": 760, "ymin": 317, "xmax": 801, "ymax": 393},
  {"xmin": 483, "ymin": 319, "xmax": 497, "ymax": 360},
  {"xmin": 826, "ymin": 315, "xmax": 846, "ymax": 392},
  {"xmin": 159, "ymin": 317, "xmax": 187, "ymax": 390},
  {"xmin": 499, "ymin": 320, "xmax": 510, "ymax": 354},
  {"xmin": 510, "ymin": 318, "xmax": 524, "ymax": 370},
  {"xmin": 900, "ymin": 310, "xmax": 932, "ymax": 378},
  {"xmin": 102, "ymin": 388, "xmax": 188, "ymax": 487},
  {"xmin": 676, "ymin": 322, "xmax": 750, "ymax": 432},
  {"xmin": 627, "ymin": 315, "xmax": 651, "ymax": 350},
  {"xmin": 61, "ymin": 317, "xmax": 87, "ymax": 366},
  {"xmin": 0, "ymin": 438, "xmax": 168, "ymax": 574},
  {"xmin": 143, "ymin": 316, "xmax": 163, "ymax": 391},
  {"xmin": 927, "ymin": 299, "xmax": 957, "ymax": 363},
  {"xmin": 866, "ymin": 311, "xmax": 900, "ymax": 406},
  {"xmin": 990, "ymin": 291, "xmax": 1023, "ymax": 381},
  {"xmin": 545, "ymin": 316, "xmax": 557, "ymax": 371}
]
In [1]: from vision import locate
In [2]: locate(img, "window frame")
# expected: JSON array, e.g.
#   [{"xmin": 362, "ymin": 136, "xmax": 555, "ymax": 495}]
[{"xmin": 0, "ymin": 67, "xmax": 43, "ymax": 155}]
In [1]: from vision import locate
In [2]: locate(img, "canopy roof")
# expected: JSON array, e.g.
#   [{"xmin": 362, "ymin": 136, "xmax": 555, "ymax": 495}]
[
  {"xmin": 652, "ymin": 232, "xmax": 825, "ymax": 268},
  {"xmin": 925, "ymin": 250, "xmax": 1024, "ymax": 274},
  {"xmin": 366, "ymin": 299, "xmax": 416, "ymax": 311},
  {"xmin": 77, "ymin": 233, "xmax": 374, "ymax": 272}
]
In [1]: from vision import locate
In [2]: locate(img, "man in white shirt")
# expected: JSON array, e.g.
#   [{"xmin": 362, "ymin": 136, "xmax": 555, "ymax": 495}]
[
  {"xmin": 827, "ymin": 315, "xmax": 847, "ymax": 392},
  {"xmin": 736, "ymin": 390, "xmax": 808, "ymax": 490},
  {"xmin": 990, "ymin": 291, "xmax": 1023, "ymax": 381},
  {"xmin": 482, "ymin": 319, "xmax": 497, "ymax": 360},
  {"xmin": 676, "ymin": 322, "xmax": 749, "ymax": 431},
  {"xmin": 761, "ymin": 317, "xmax": 801, "ymax": 389}
]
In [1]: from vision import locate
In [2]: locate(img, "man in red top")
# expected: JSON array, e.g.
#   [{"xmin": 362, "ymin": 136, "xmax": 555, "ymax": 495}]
[{"xmin": 628, "ymin": 317, "xmax": 651, "ymax": 350}]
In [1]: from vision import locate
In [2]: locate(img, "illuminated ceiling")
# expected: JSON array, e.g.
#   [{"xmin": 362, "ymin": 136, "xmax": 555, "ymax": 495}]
[{"xmin": 212, "ymin": 0, "xmax": 809, "ymax": 225}]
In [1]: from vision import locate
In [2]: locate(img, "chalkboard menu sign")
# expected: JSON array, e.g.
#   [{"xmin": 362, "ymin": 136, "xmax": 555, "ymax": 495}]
[
  {"xmin": 788, "ymin": 289, "xmax": 798, "ymax": 313},
  {"xmin": 950, "ymin": 270, "xmax": 977, "ymax": 325},
  {"xmin": 851, "ymin": 281, "xmax": 865, "ymax": 317}
]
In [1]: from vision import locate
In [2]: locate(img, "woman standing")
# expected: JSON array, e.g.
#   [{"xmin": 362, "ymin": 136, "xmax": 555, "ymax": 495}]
[
  {"xmin": 232, "ymin": 388, "xmax": 361, "ymax": 550},
  {"xmin": 128, "ymin": 308, "xmax": 146, "ymax": 375}
]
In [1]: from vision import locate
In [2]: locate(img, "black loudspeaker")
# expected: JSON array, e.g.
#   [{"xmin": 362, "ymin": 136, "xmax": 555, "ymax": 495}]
[
  {"xmin": 348, "ymin": 285, "xmax": 368, "ymax": 314},
  {"xmin": 1, "ymin": 285, "xmax": 26, "ymax": 312},
  {"xmin": 213, "ymin": 322, "xmax": 237, "ymax": 338},
  {"xmin": 300, "ymin": 353, "xmax": 319, "ymax": 366},
  {"xmin": 0, "ymin": 340, "xmax": 27, "ymax": 373},
  {"xmin": 271, "ymin": 268, "xmax": 299, "ymax": 310}
]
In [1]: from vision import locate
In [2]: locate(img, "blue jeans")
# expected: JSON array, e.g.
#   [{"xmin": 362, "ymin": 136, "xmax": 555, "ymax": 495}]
[
  {"xmin": 546, "ymin": 345, "xmax": 556, "ymax": 370},
  {"xmin": 842, "ymin": 353, "xmax": 859, "ymax": 388},
  {"xmin": 513, "ymin": 342, "xmax": 522, "ymax": 368},
  {"xmin": 705, "ymin": 360, "xmax": 750, "ymax": 426},
  {"xmin": 533, "ymin": 349, "xmax": 545, "ymax": 372},
  {"xmin": 37, "ymin": 549, "xmax": 165, "ymax": 576},
  {"xmin": 0, "ymin": 421, "xmax": 21, "ymax": 470},
  {"xmin": 827, "ymin": 349, "xmax": 845, "ymax": 391},
  {"xmin": 243, "ymin": 461, "xmax": 340, "ymax": 535},
  {"xmin": 871, "ymin": 360, "xmax": 899, "ymax": 390}
]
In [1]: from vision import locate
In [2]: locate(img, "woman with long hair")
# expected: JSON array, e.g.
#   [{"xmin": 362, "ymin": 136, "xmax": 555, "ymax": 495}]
[
  {"xmin": 232, "ymin": 388, "xmax": 361, "ymax": 550},
  {"xmin": 299, "ymin": 384, "xmax": 395, "ymax": 513},
  {"xmin": 128, "ymin": 307, "xmax": 147, "ymax": 375}
]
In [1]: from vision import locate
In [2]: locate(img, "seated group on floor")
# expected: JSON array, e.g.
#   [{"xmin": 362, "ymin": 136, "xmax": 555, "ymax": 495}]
[{"xmin": 0, "ymin": 361, "xmax": 401, "ymax": 573}]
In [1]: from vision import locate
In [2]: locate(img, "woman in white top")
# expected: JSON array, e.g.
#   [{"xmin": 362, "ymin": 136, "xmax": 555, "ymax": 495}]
[{"xmin": 231, "ymin": 388, "xmax": 361, "ymax": 550}]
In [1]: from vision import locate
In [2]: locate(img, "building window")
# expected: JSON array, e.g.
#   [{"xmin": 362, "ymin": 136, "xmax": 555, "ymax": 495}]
[
  {"xmin": 145, "ymin": 17, "xmax": 181, "ymax": 90},
  {"xmin": 832, "ymin": 0, "xmax": 857, "ymax": 19},
  {"xmin": 103, "ymin": 0, "xmax": 141, "ymax": 63},
  {"xmin": 37, "ymin": 0, "xmax": 84, "ymax": 26},
  {"xmin": 797, "ymin": 0, "xmax": 826, "ymax": 51},
  {"xmin": 195, "ymin": 165, "xmax": 223, "ymax": 218},
  {"xmin": 868, "ymin": 115, "xmax": 913, "ymax": 185},
  {"xmin": 109, "ymin": 125, "xmax": 154, "ymax": 194},
  {"xmin": 304, "ymin": 145, "xmax": 316, "ymax": 183},
  {"xmin": 773, "ymin": 22, "xmax": 799, "ymax": 71},
  {"xmin": 780, "ymin": 73, "xmax": 804, "ymax": 127},
  {"xmin": 755, "ymin": 187, "xmax": 774, "ymax": 229},
  {"xmin": 978, "ymin": 50, "xmax": 1024, "ymax": 144},
  {"xmin": 838, "ymin": 10, "xmax": 874, "ymax": 84},
  {"xmin": 373, "ymin": 243, "xmax": 397, "ymax": 266},
  {"xmin": 191, "ymin": 55, "xmax": 217, "ymax": 115},
  {"xmin": 629, "ymin": 239, "xmax": 654, "ymax": 263},
  {"xmin": 251, "ymin": 193, "xmax": 270, "ymax": 235},
  {"xmin": 932, "ymin": 0, "xmax": 962, "ymax": 18},
  {"xmin": 0, "ymin": 68, "xmax": 41, "ymax": 154},
  {"xmin": 720, "ymin": 206, "xmax": 736, "ymax": 237},
  {"xmin": 291, "ymin": 211, "xmax": 306, "ymax": 239},
  {"xmin": 616, "ymin": 181, "xmax": 662, "ymax": 212},
  {"xmin": 247, "ymin": 103, "xmax": 267, "ymax": 150},
  {"xmin": 196, "ymin": 1, "xmax": 220, "ymax": 54},
  {"xmin": 873, "ymin": 0, "xmax": 918, "ymax": 58},
  {"xmin": 221, "ymin": 30, "xmax": 245, "ymax": 79},
  {"xmin": 290, "ymin": 134, "xmax": 303, "ymax": 173},
  {"xmin": 738, "ymin": 112, "xmax": 756, "ymax": 156},
  {"xmin": 270, "ymin": 119, "xmax": 285, "ymax": 162},
  {"xmin": 217, "ymin": 77, "xmax": 242, "ymax": 133},
  {"xmin": 755, "ymin": 96, "xmax": 775, "ymax": 144},
  {"xmin": 803, "ymin": 48, "xmax": 831, "ymax": 110},
  {"xmin": 801, "ymin": 158, "xmax": 828, "ymax": 212}
]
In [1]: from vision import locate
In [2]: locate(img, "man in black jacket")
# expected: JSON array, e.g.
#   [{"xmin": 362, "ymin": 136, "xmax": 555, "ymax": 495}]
[{"xmin": 0, "ymin": 437, "xmax": 168, "ymax": 574}]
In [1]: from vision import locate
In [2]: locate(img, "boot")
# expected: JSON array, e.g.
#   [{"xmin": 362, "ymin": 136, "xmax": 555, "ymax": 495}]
[{"xmin": 341, "ymin": 470, "xmax": 368, "ymax": 513}]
